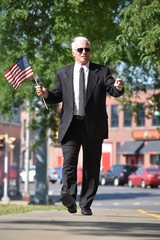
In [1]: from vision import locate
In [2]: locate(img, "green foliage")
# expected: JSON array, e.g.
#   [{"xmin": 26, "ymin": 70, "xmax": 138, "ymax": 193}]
[
  {"xmin": 104, "ymin": 0, "xmax": 160, "ymax": 112},
  {"xmin": 0, "ymin": 0, "xmax": 121, "ymax": 141},
  {"xmin": 119, "ymin": 0, "xmax": 160, "ymax": 69}
]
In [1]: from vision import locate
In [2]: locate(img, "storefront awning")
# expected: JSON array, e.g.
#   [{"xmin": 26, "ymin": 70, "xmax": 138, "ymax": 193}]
[
  {"xmin": 117, "ymin": 141, "xmax": 144, "ymax": 154},
  {"xmin": 140, "ymin": 140, "xmax": 160, "ymax": 154}
]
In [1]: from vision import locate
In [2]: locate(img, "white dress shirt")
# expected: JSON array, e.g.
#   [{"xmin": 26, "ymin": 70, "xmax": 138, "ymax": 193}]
[{"xmin": 73, "ymin": 62, "xmax": 89, "ymax": 115}]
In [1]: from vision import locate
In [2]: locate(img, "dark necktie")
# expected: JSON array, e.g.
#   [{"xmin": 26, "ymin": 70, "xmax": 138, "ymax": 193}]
[{"xmin": 79, "ymin": 67, "xmax": 85, "ymax": 116}]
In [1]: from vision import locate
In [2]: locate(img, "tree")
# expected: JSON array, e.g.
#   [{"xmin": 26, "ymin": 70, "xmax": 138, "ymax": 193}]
[
  {"xmin": 119, "ymin": 0, "xmax": 160, "ymax": 70},
  {"xmin": 103, "ymin": 0, "xmax": 160, "ymax": 114},
  {"xmin": 0, "ymin": 0, "xmax": 159, "ymax": 133},
  {"xmin": 0, "ymin": 0, "xmax": 122, "ymax": 136}
]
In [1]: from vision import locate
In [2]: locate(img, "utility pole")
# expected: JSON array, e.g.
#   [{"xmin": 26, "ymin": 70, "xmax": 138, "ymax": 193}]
[
  {"xmin": 31, "ymin": 139, "xmax": 48, "ymax": 204},
  {"xmin": 30, "ymin": 105, "xmax": 49, "ymax": 205},
  {"xmin": 1, "ymin": 134, "xmax": 10, "ymax": 204},
  {"xmin": 22, "ymin": 100, "xmax": 30, "ymax": 201}
]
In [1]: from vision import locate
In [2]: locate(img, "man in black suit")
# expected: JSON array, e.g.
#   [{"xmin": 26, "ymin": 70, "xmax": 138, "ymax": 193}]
[{"xmin": 36, "ymin": 36, "xmax": 124, "ymax": 215}]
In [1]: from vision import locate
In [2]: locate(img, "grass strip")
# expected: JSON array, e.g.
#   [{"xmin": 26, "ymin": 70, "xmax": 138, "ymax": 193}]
[{"xmin": 0, "ymin": 204, "xmax": 65, "ymax": 216}]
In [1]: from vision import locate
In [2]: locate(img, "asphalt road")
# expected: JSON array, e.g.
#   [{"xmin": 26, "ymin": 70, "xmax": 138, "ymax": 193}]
[
  {"xmin": 93, "ymin": 185, "xmax": 160, "ymax": 212},
  {"xmin": 20, "ymin": 182, "xmax": 160, "ymax": 212}
]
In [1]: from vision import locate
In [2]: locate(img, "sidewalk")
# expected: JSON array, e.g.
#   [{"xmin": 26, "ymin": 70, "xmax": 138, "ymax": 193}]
[{"xmin": 0, "ymin": 205, "xmax": 159, "ymax": 240}]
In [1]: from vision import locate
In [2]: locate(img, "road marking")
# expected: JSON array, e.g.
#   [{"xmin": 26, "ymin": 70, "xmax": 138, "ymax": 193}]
[
  {"xmin": 133, "ymin": 202, "xmax": 140, "ymax": 205},
  {"xmin": 113, "ymin": 202, "xmax": 120, "ymax": 205},
  {"xmin": 138, "ymin": 209, "xmax": 160, "ymax": 220}
]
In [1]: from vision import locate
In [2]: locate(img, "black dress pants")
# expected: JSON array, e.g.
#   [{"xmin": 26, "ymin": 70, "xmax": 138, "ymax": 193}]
[{"xmin": 61, "ymin": 117, "xmax": 102, "ymax": 209}]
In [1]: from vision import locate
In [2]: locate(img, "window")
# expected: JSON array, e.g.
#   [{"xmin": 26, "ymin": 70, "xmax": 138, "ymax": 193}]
[
  {"xmin": 111, "ymin": 105, "xmax": 118, "ymax": 127},
  {"xmin": 136, "ymin": 168, "xmax": 144, "ymax": 174},
  {"xmin": 150, "ymin": 154, "xmax": 160, "ymax": 166},
  {"xmin": 0, "ymin": 111, "xmax": 20, "ymax": 124},
  {"xmin": 11, "ymin": 111, "xmax": 21, "ymax": 124},
  {"xmin": 136, "ymin": 103, "xmax": 145, "ymax": 127},
  {"xmin": 0, "ymin": 115, "xmax": 4, "ymax": 122},
  {"xmin": 152, "ymin": 115, "xmax": 160, "ymax": 126},
  {"xmin": 123, "ymin": 106, "xmax": 132, "ymax": 127}
]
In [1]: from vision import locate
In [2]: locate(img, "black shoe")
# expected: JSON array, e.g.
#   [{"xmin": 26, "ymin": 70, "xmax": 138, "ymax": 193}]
[
  {"xmin": 61, "ymin": 192, "xmax": 77, "ymax": 214},
  {"xmin": 81, "ymin": 207, "xmax": 93, "ymax": 216}
]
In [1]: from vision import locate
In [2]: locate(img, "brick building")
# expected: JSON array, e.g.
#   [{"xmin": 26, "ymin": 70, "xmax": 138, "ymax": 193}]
[
  {"xmin": 0, "ymin": 114, "xmax": 21, "ymax": 171},
  {"xmin": 103, "ymin": 88, "xmax": 160, "ymax": 172},
  {"xmin": 48, "ymin": 88, "xmax": 160, "ymax": 172},
  {"xmin": 0, "ymin": 113, "xmax": 21, "ymax": 195}
]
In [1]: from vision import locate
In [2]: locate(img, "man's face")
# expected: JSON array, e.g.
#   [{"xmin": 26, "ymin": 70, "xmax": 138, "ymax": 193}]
[{"xmin": 72, "ymin": 39, "xmax": 90, "ymax": 65}]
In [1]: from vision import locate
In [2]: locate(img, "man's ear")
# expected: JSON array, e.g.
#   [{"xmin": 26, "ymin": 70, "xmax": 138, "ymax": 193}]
[{"xmin": 72, "ymin": 50, "xmax": 75, "ymax": 57}]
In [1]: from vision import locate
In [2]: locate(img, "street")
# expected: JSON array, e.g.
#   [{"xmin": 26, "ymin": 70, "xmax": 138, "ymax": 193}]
[
  {"xmin": 20, "ymin": 182, "xmax": 160, "ymax": 212},
  {"xmin": 93, "ymin": 185, "xmax": 160, "ymax": 212}
]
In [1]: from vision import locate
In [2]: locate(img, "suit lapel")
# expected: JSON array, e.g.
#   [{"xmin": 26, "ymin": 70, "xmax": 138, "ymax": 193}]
[
  {"xmin": 64, "ymin": 64, "xmax": 74, "ymax": 107},
  {"xmin": 86, "ymin": 62, "xmax": 99, "ymax": 104}
]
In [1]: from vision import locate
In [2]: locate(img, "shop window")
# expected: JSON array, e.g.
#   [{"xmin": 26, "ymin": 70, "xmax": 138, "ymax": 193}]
[
  {"xmin": 150, "ymin": 154, "xmax": 160, "ymax": 166},
  {"xmin": 126, "ymin": 156, "xmax": 130, "ymax": 165},
  {"xmin": 137, "ymin": 156, "xmax": 144, "ymax": 166},
  {"xmin": 111, "ymin": 105, "xmax": 118, "ymax": 127}
]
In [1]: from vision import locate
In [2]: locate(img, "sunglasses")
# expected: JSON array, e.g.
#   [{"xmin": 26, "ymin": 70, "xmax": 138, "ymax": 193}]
[{"xmin": 76, "ymin": 48, "xmax": 90, "ymax": 53}]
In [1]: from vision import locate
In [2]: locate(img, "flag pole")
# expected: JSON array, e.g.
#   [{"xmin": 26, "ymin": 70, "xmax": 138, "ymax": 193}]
[{"xmin": 34, "ymin": 77, "xmax": 48, "ymax": 110}]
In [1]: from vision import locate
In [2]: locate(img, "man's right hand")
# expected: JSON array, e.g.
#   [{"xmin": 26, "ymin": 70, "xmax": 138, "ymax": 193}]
[{"xmin": 36, "ymin": 85, "xmax": 48, "ymax": 99}]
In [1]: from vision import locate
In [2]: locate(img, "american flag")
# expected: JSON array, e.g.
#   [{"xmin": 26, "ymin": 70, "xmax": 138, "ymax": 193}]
[{"xmin": 4, "ymin": 55, "xmax": 34, "ymax": 89}]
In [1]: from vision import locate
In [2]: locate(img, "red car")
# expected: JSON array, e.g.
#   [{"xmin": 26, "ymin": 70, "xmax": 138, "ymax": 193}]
[
  {"xmin": 128, "ymin": 166, "xmax": 160, "ymax": 188},
  {"xmin": 0, "ymin": 164, "xmax": 18, "ymax": 196},
  {"xmin": 77, "ymin": 167, "xmax": 82, "ymax": 185},
  {"xmin": 53, "ymin": 166, "xmax": 83, "ymax": 185}
]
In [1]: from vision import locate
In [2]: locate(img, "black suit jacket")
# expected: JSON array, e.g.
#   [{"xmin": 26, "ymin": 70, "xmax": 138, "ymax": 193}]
[{"xmin": 46, "ymin": 62, "xmax": 124, "ymax": 142}]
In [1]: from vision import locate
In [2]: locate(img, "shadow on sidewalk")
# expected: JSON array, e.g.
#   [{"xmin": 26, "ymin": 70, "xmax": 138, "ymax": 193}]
[{"xmin": 0, "ymin": 218, "xmax": 159, "ymax": 239}]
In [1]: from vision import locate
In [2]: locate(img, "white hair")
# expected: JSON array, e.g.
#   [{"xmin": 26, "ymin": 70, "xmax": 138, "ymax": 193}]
[{"xmin": 71, "ymin": 36, "xmax": 90, "ymax": 50}]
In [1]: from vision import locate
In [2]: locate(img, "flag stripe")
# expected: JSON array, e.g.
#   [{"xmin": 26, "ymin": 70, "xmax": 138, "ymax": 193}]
[
  {"xmin": 13, "ymin": 70, "xmax": 34, "ymax": 89},
  {"xmin": 4, "ymin": 63, "xmax": 17, "ymax": 76},
  {"xmin": 7, "ymin": 67, "xmax": 33, "ymax": 85},
  {"xmin": 5, "ymin": 66, "xmax": 33, "ymax": 84},
  {"xmin": 5, "ymin": 65, "xmax": 21, "ymax": 80},
  {"xmin": 4, "ymin": 56, "xmax": 34, "ymax": 89}
]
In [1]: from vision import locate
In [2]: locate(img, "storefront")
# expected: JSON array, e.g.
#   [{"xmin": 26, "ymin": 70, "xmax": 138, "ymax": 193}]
[
  {"xmin": 117, "ymin": 140, "xmax": 144, "ymax": 166},
  {"xmin": 117, "ymin": 129, "xmax": 160, "ymax": 167}
]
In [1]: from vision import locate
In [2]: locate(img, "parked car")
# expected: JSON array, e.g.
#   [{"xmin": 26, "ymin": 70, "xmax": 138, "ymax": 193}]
[
  {"xmin": 128, "ymin": 166, "xmax": 160, "ymax": 188},
  {"xmin": 54, "ymin": 167, "xmax": 63, "ymax": 184},
  {"xmin": 77, "ymin": 167, "xmax": 82, "ymax": 185},
  {"xmin": 19, "ymin": 165, "xmax": 36, "ymax": 183},
  {"xmin": 99, "ymin": 164, "xmax": 137, "ymax": 186},
  {"xmin": 8, "ymin": 165, "xmax": 19, "ymax": 195},
  {"xmin": 54, "ymin": 166, "xmax": 83, "ymax": 184},
  {"xmin": 20, "ymin": 166, "xmax": 58, "ymax": 184},
  {"xmin": 48, "ymin": 168, "xmax": 58, "ymax": 183}
]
